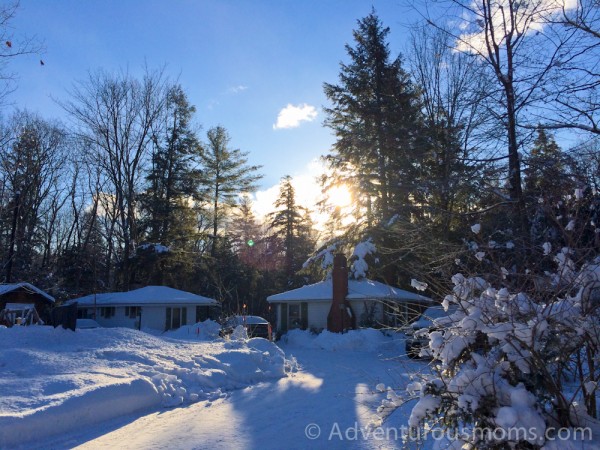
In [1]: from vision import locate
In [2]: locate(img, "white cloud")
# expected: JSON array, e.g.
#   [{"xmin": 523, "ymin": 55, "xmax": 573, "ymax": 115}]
[
  {"xmin": 455, "ymin": 0, "xmax": 577, "ymax": 54},
  {"xmin": 228, "ymin": 85, "xmax": 248, "ymax": 94},
  {"xmin": 273, "ymin": 103, "xmax": 318, "ymax": 130}
]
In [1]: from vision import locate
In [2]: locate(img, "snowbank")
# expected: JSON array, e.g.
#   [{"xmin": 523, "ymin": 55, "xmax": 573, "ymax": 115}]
[
  {"xmin": 282, "ymin": 328, "xmax": 392, "ymax": 352},
  {"xmin": 160, "ymin": 319, "xmax": 222, "ymax": 340},
  {"xmin": 0, "ymin": 324, "xmax": 285, "ymax": 447}
]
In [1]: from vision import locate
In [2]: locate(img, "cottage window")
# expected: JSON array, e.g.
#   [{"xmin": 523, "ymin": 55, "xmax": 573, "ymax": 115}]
[
  {"xmin": 125, "ymin": 306, "xmax": 140, "ymax": 318},
  {"xmin": 196, "ymin": 305, "xmax": 210, "ymax": 322},
  {"xmin": 165, "ymin": 307, "xmax": 187, "ymax": 330},
  {"xmin": 288, "ymin": 304, "xmax": 302, "ymax": 329},
  {"xmin": 100, "ymin": 307, "xmax": 115, "ymax": 318}
]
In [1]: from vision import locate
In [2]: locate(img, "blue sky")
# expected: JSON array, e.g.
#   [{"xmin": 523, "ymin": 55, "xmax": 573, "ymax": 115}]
[{"xmin": 8, "ymin": 0, "xmax": 418, "ymax": 195}]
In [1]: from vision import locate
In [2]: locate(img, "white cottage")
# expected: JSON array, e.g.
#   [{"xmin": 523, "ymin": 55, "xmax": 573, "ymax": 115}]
[
  {"xmin": 67, "ymin": 286, "xmax": 219, "ymax": 331},
  {"xmin": 267, "ymin": 255, "xmax": 432, "ymax": 334}
]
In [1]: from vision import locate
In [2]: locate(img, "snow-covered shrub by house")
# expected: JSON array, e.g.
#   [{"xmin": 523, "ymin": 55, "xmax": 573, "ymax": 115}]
[
  {"xmin": 376, "ymin": 190, "xmax": 600, "ymax": 448},
  {"xmin": 377, "ymin": 262, "xmax": 600, "ymax": 447}
]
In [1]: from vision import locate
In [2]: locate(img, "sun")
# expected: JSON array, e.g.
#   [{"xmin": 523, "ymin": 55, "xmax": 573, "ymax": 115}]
[{"xmin": 327, "ymin": 184, "xmax": 352, "ymax": 208}]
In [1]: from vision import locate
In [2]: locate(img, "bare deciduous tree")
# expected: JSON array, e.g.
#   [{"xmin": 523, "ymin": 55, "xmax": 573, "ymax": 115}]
[
  {"xmin": 61, "ymin": 68, "xmax": 169, "ymax": 289},
  {"xmin": 538, "ymin": 0, "xmax": 600, "ymax": 134},
  {"xmin": 415, "ymin": 0, "xmax": 575, "ymax": 244},
  {"xmin": 0, "ymin": 110, "xmax": 68, "ymax": 282}
]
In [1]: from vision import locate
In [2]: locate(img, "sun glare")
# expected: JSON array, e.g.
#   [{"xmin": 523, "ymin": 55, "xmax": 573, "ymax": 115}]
[{"xmin": 327, "ymin": 185, "xmax": 352, "ymax": 208}]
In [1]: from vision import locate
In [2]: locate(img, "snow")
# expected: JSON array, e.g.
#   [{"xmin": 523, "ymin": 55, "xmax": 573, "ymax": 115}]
[
  {"xmin": 543, "ymin": 242, "xmax": 552, "ymax": 255},
  {"xmin": 0, "ymin": 325, "xmax": 434, "ymax": 450},
  {"xmin": 0, "ymin": 323, "xmax": 284, "ymax": 448},
  {"xmin": 0, "ymin": 282, "xmax": 55, "ymax": 302},
  {"xmin": 410, "ymin": 279, "xmax": 428, "ymax": 292},
  {"xmin": 138, "ymin": 243, "xmax": 170, "ymax": 253},
  {"xmin": 281, "ymin": 328, "xmax": 391, "ymax": 352},
  {"xmin": 67, "ymin": 285, "xmax": 217, "ymax": 306},
  {"xmin": 471, "ymin": 223, "xmax": 481, "ymax": 234},
  {"xmin": 4, "ymin": 323, "xmax": 598, "ymax": 449},
  {"xmin": 267, "ymin": 278, "xmax": 431, "ymax": 303},
  {"xmin": 160, "ymin": 319, "xmax": 222, "ymax": 340},
  {"xmin": 302, "ymin": 243, "xmax": 337, "ymax": 273},
  {"xmin": 351, "ymin": 239, "xmax": 377, "ymax": 279}
]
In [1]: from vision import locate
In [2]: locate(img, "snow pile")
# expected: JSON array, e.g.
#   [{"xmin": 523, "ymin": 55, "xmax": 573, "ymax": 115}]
[
  {"xmin": 230, "ymin": 324, "xmax": 250, "ymax": 340},
  {"xmin": 161, "ymin": 319, "xmax": 222, "ymax": 340},
  {"xmin": 283, "ymin": 328, "xmax": 390, "ymax": 351},
  {"xmin": 0, "ymin": 325, "xmax": 285, "ymax": 447}
]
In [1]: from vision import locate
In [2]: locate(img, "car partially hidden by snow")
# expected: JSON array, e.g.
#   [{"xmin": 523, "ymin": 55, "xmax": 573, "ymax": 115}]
[
  {"xmin": 221, "ymin": 315, "xmax": 273, "ymax": 340},
  {"xmin": 75, "ymin": 318, "xmax": 101, "ymax": 329},
  {"xmin": 404, "ymin": 305, "xmax": 457, "ymax": 359}
]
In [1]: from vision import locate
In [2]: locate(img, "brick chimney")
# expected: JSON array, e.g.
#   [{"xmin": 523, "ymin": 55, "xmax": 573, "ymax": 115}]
[{"xmin": 327, "ymin": 254, "xmax": 356, "ymax": 332}]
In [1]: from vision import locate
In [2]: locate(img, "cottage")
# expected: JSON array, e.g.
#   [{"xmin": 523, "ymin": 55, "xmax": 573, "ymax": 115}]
[
  {"xmin": 0, "ymin": 283, "xmax": 55, "ymax": 326},
  {"xmin": 267, "ymin": 255, "xmax": 432, "ymax": 334},
  {"xmin": 67, "ymin": 286, "xmax": 219, "ymax": 331}
]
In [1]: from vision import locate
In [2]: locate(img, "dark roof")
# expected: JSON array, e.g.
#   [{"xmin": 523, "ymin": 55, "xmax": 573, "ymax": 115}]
[{"xmin": 0, "ymin": 283, "xmax": 55, "ymax": 303}]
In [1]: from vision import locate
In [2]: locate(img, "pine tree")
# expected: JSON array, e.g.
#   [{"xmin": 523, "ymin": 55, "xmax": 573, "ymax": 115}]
[
  {"xmin": 200, "ymin": 126, "xmax": 262, "ymax": 257},
  {"xmin": 133, "ymin": 86, "xmax": 203, "ymax": 288},
  {"xmin": 524, "ymin": 128, "xmax": 577, "ymax": 250},
  {"xmin": 268, "ymin": 176, "xmax": 316, "ymax": 283},
  {"xmin": 323, "ymin": 11, "xmax": 421, "ymax": 225},
  {"xmin": 525, "ymin": 127, "xmax": 566, "ymax": 202},
  {"xmin": 228, "ymin": 195, "xmax": 263, "ymax": 268},
  {"xmin": 139, "ymin": 85, "xmax": 201, "ymax": 248}
]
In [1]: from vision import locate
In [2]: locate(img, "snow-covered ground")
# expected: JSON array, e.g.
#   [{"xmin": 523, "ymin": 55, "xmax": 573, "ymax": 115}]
[
  {"xmin": 0, "ymin": 322, "xmax": 286, "ymax": 449},
  {"xmin": 1, "ymin": 323, "xmax": 426, "ymax": 449},
  {"xmin": 5, "ymin": 324, "xmax": 598, "ymax": 449},
  {"xmin": 33, "ymin": 327, "xmax": 424, "ymax": 450}
]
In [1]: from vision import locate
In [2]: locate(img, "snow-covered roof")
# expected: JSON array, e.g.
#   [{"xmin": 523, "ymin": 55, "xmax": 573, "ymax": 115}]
[
  {"xmin": 0, "ymin": 283, "xmax": 55, "ymax": 303},
  {"xmin": 67, "ymin": 286, "xmax": 218, "ymax": 307},
  {"xmin": 267, "ymin": 278, "xmax": 432, "ymax": 303}
]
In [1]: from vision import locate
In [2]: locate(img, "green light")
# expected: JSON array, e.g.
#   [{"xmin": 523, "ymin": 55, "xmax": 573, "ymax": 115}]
[{"xmin": 247, "ymin": 239, "xmax": 255, "ymax": 247}]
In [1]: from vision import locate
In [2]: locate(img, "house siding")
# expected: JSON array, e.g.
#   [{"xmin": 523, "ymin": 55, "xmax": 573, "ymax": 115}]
[
  {"xmin": 350, "ymin": 300, "xmax": 383, "ymax": 327},
  {"xmin": 143, "ymin": 305, "xmax": 195, "ymax": 331},
  {"xmin": 142, "ymin": 306, "xmax": 169, "ymax": 331},
  {"xmin": 307, "ymin": 302, "xmax": 329, "ymax": 331},
  {"xmin": 272, "ymin": 299, "xmax": 430, "ymax": 333},
  {"xmin": 77, "ymin": 305, "xmax": 200, "ymax": 331}
]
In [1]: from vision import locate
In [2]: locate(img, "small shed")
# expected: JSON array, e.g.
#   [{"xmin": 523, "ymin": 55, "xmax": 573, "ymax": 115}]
[
  {"xmin": 0, "ymin": 283, "xmax": 55, "ymax": 326},
  {"xmin": 66, "ymin": 286, "xmax": 220, "ymax": 331}
]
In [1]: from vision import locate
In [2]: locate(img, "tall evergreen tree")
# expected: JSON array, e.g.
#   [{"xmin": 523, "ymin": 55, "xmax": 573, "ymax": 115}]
[
  {"xmin": 323, "ymin": 11, "xmax": 421, "ymax": 225},
  {"xmin": 228, "ymin": 195, "xmax": 262, "ymax": 267},
  {"xmin": 524, "ymin": 128, "xmax": 565, "ymax": 202},
  {"xmin": 200, "ymin": 126, "xmax": 262, "ymax": 257},
  {"xmin": 139, "ymin": 85, "xmax": 201, "ymax": 248},
  {"xmin": 268, "ymin": 175, "xmax": 316, "ymax": 283},
  {"xmin": 524, "ymin": 128, "xmax": 576, "ymax": 248}
]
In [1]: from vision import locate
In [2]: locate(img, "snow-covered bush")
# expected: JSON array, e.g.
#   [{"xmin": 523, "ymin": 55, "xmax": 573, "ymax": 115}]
[{"xmin": 376, "ymin": 190, "xmax": 600, "ymax": 448}]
